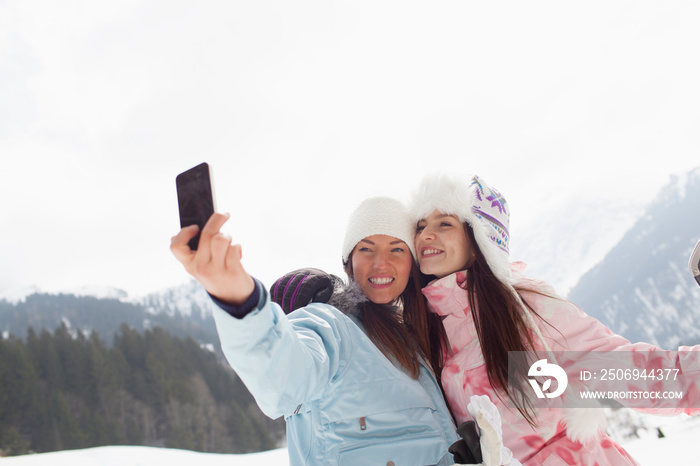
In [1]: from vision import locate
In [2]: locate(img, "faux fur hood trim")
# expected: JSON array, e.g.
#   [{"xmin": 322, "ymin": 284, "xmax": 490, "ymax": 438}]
[
  {"xmin": 562, "ymin": 406, "xmax": 607, "ymax": 445},
  {"xmin": 409, "ymin": 172, "xmax": 513, "ymax": 285},
  {"xmin": 327, "ymin": 280, "xmax": 403, "ymax": 322},
  {"xmin": 327, "ymin": 280, "xmax": 369, "ymax": 319}
]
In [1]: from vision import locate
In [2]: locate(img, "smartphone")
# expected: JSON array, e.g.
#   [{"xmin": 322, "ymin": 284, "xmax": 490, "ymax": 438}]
[
  {"xmin": 176, "ymin": 162, "xmax": 215, "ymax": 250},
  {"xmin": 690, "ymin": 239, "xmax": 700, "ymax": 286}
]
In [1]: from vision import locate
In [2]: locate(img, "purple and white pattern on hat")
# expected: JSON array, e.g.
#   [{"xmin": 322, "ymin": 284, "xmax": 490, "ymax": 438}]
[{"xmin": 471, "ymin": 176, "xmax": 510, "ymax": 255}]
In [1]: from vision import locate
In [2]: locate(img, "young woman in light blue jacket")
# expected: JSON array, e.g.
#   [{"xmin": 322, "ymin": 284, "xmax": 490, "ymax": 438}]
[{"xmin": 171, "ymin": 197, "xmax": 460, "ymax": 465}]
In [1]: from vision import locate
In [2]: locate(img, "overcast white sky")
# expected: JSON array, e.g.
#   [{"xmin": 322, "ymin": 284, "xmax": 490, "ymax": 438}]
[{"xmin": 1, "ymin": 1, "xmax": 698, "ymax": 298}]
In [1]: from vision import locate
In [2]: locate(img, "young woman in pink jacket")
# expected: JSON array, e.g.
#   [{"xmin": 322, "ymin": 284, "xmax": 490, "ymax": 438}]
[{"xmin": 409, "ymin": 173, "xmax": 700, "ymax": 466}]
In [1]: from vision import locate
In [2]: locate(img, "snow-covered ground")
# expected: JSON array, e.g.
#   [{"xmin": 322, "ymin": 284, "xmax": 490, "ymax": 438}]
[
  {"xmin": 3, "ymin": 415, "xmax": 699, "ymax": 465},
  {"xmin": 619, "ymin": 413, "xmax": 700, "ymax": 465},
  {"xmin": 0, "ymin": 445, "xmax": 288, "ymax": 466}
]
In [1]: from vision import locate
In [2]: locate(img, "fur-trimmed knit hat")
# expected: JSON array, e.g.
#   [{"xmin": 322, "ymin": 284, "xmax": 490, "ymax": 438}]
[
  {"xmin": 342, "ymin": 196, "xmax": 417, "ymax": 265},
  {"xmin": 409, "ymin": 173, "xmax": 512, "ymax": 283}
]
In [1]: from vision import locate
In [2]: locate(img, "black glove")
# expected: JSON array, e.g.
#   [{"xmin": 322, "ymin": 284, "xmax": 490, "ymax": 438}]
[
  {"xmin": 449, "ymin": 421, "xmax": 483, "ymax": 464},
  {"xmin": 271, "ymin": 268, "xmax": 339, "ymax": 314}
]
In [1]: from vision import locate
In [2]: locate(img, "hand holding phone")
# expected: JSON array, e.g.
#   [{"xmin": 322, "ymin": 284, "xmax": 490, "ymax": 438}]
[
  {"xmin": 172, "ymin": 164, "xmax": 255, "ymax": 305},
  {"xmin": 176, "ymin": 162, "xmax": 215, "ymax": 250},
  {"xmin": 170, "ymin": 211, "xmax": 255, "ymax": 305}
]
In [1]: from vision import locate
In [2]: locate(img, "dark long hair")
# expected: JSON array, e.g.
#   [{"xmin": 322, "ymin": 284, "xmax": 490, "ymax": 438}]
[
  {"xmin": 345, "ymin": 256, "xmax": 447, "ymax": 380},
  {"xmin": 460, "ymin": 223, "xmax": 542, "ymax": 427}
]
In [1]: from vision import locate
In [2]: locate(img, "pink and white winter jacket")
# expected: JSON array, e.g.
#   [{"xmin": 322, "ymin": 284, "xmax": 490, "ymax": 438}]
[{"xmin": 423, "ymin": 263, "xmax": 700, "ymax": 466}]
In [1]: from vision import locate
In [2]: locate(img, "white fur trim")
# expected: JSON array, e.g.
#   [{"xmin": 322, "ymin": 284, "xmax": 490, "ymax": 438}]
[
  {"xmin": 409, "ymin": 172, "xmax": 512, "ymax": 283},
  {"xmin": 562, "ymin": 407, "xmax": 607, "ymax": 445}
]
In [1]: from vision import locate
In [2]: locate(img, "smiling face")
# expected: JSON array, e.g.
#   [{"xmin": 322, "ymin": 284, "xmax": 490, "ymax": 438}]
[
  {"xmin": 415, "ymin": 210, "xmax": 475, "ymax": 278},
  {"xmin": 349, "ymin": 234, "xmax": 413, "ymax": 304}
]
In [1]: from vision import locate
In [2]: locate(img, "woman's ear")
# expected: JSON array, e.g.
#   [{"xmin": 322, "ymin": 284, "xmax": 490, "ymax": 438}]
[{"xmin": 344, "ymin": 256, "xmax": 354, "ymax": 279}]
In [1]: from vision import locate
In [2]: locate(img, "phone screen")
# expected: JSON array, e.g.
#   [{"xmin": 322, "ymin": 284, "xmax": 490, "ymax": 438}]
[{"xmin": 176, "ymin": 162, "xmax": 215, "ymax": 250}]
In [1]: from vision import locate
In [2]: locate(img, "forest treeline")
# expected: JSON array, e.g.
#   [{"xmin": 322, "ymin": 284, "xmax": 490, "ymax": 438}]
[{"xmin": 0, "ymin": 324, "xmax": 284, "ymax": 457}]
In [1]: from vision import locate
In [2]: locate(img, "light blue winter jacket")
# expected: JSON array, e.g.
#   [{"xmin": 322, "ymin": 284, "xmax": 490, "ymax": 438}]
[{"xmin": 211, "ymin": 281, "xmax": 458, "ymax": 465}]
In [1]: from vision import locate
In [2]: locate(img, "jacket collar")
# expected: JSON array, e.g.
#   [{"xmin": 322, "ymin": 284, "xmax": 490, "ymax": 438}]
[
  {"xmin": 421, "ymin": 271, "xmax": 476, "ymax": 354},
  {"xmin": 421, "ymin": 270, "xmax": 470, "ymax": 318},
  {"xmin": 421, "ymin": 262, "xmax": 529, "ymax": 319}
]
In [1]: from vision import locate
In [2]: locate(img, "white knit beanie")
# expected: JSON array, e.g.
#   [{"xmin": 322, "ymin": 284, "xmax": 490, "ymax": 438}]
[
  {"xmin": 342, "ymin": 196, "xmax": 417, "ymax": 265},
  {"xmin": 409, "ymin": 173, "xmax": 512, "ymax": 283}
]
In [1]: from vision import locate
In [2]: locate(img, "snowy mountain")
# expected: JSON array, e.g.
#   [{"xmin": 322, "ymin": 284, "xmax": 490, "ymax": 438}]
[
  {"xmin": 0, "ymin": 280, "xmax": 212, "ymax": 319},
  {"xmin": 567, "ymin": 168, "xmax": 700, "ymax": 347},
  {"xmin": 0, "ymin": 285, "xmax": 221, "ymax": 351},
  {"xmin": 4, "ymin": 168, "xmax": 699, "ymax": 352},
  {"xmin": 131, "ymin": 279, "xmax": 212, "ymax": 320},
  {"xmin": 512, "ymin": 194, "xmax": 647, "ymax": 297},
  {"xmin": 0, "ymin": 285, "xmax": 130, "ymax": 305}
]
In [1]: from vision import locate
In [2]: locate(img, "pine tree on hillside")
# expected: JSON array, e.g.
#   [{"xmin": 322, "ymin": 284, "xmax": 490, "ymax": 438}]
[{"xmin": 0, "ymin": 324, "xmax": 282, "ymax": 457}]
